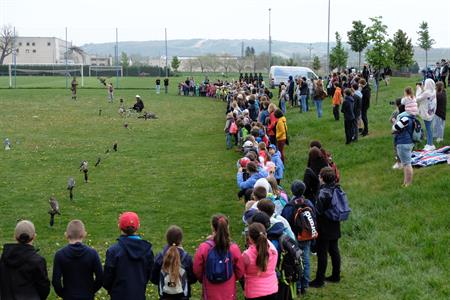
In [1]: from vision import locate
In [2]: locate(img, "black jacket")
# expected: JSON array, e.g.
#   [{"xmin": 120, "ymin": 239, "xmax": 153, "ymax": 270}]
[
  {"xmin": 341, "ymin": 96, "xmax": 355, "ymax": 121},
  {"xmin": 0, "ymin": 243, "xmax": 50, "ymax": 300},
  {"xmin": 316, "ymin": 184, "xmax": 341, "ymax": 240},
  {"xmin": 352, "ymin": 92, "xmax": 362, "ymax": 118},
  {"xmin": 303, "ymin": 167, "xmax": 320, "ymax": 204},
  {"xmin": 150, "ymin": 246, "xmax": 197, "ymax": 300},
  {"xmin": 103, "ymin": 235, "xmax": 154, "ymax": 300},
  {"xmin": 300, "ymin": 81, "xmax": 309, "ymax": 95},
  {"xmin": 52, "ymin": 242, "xmax": 103, "ymax": 300},
  {"xmin": 361, "ymin": 84, "xmax": 371, "ymax": 111}
]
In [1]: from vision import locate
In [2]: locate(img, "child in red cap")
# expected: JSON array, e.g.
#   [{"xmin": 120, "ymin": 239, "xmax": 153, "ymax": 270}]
[{"xmin": 103, "ymin": 212, "xmax": 154, "ymax": 300}]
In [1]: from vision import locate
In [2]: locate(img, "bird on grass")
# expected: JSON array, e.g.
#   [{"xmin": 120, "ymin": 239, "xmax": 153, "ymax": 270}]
[
  {"xmin": 48, "ymin": 196, "xmax": 61, "ymax": 227},
  {"xmin": 113, "ymin": 142, "xmax": 118, "ymax": 152},
  {"xmin": 80, "ymin": 160, "xmax": 89, "ymax": 183},
  {"xmin": 67, "ymin": 177, "xmax": 75, "ymax": 200},
  {"xmin": 95, "ymin": 157, "xmax": 101, "ymax": 167},
  {"xmin": 4, "ymin": 138, "xmax": 11, "ymax": 150},
  {"xmin": 124, "ymin": 123, "xmax": 129, "ymax": 129}
]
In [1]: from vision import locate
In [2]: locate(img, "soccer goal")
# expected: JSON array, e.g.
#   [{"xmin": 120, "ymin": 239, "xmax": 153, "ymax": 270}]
[
  {"xmin": 8, "ymin": 64, "xmax": 84, "ymax": 88},
  {"xmin": 88, "ymin": 65, "xmax": 123, "ymax": 77}
]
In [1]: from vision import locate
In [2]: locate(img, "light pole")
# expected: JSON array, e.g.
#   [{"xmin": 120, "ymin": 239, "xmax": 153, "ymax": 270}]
[
  {"xmin": 268, "ymin": 8, "xmax": 272, "ymax": 70},
  {"xmin": 326, "ymin": 0, "xmax": 331, "ymax": 75}
]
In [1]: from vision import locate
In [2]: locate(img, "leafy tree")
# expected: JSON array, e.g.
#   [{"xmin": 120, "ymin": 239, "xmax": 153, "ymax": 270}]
[
  {"xmin": 409, "ymin": 61, "xmax": 420, "ymax": 73},
  {"xmin": 171, "ymin": 55, "xmax": 180, "ymax": 73},
  {"xmin": 285, "ymin": 57, "xmax": 297, "ymax": 66},
  {"xmin": 417, "ymin": 21, "xmax": 435, "ymax": 68},
  {"xmin": 391, "ymin": 29, "xmax": 414, "ymax": 71},
  {"xmin": 0, "ymin": 25, "xmax": 15, "ymax": 65},
  {"xmin": 245, "ymin": 46, "xmax": 255, "ymax": 57},
  {"xmin": 366, "ymin": 16, "xmax": 393, "ymax": 103},
  {"xmin": 329, "ymin": 32, "xmax": 348, "ymax": 71},
  {"xmin": 120, "ymin": 51, "xmax": 129, "ymax": 68},
  {"xmin": 312, "ymin": 55, "xmax": 321, "ymax": 71},
  {"xmin": 347, "ymin": 20, "xmax": 369, "ymax": 71}
]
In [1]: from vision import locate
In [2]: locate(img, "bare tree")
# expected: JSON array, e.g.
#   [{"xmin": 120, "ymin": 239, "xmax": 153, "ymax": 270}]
[
  {"xmin": 219, "ymin": 54, "xmax": 234, "ymax": 76},
  {"xmin": 205, "ymin": 54, "xmax": 219, "ymax": 73},
  {"xmin": 235, "ymin": 57, "xmax": 246, "ymax": 74},
  {"xmin": 197, "ymin": 56, "xmax": 207, "ymax": 73},
  {"xmin": 0, "ymin": 25, "xmax": 15, "ymax": 65}
]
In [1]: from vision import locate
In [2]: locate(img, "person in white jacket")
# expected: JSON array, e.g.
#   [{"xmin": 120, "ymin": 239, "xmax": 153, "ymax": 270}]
[{"xmin": 416, "ymin": 79, "xmax": 437, "ymax": 151}]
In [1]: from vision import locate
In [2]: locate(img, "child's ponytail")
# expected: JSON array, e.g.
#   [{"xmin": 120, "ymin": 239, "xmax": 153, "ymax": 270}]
[
  {"xmin": 212, "ymin": 214, "xmax": 231, "ymax": 253},
  {"xmin": 162, "ymin": 225, "xmax": 183, "ymax": 283},
  {"xmin": 249, "ymin": 222, "xmax": 269, "ymax": 272}
]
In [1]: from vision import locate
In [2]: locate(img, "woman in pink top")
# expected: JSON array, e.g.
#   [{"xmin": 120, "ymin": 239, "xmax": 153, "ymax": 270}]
[
  {"xmin": 242, "ymin": 222, "xmax": 278, "ymax": 300},
  {"xmin": 193, "ymin": 214, "xmax": 244, "ymax": 300}
]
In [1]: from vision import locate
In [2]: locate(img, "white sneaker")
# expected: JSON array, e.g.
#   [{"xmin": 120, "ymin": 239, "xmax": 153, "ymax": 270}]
[
  {"xmin": 428, "ymin": 145, "xmax": 436, "ymax": 151},
  {"xmin": 423, "ymin": 145, "xmax": 431, "ymax": 151},
  {"xmin": 392, "ymin": 162, "xmax": 402, "ymax": 169}
]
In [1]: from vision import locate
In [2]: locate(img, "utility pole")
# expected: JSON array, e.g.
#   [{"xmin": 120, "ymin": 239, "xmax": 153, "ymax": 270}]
[
  {"xmin": 326, "ymin": 0, "xmax": 331, "ymax": 75},
  {"xmin": 65, "ymin": 27, "xmax": 68, "ymax": 89},
  {"xmin": 268, "ymin": 8, "xmax": 272, "ymax": 70},
  {"xmin": 165, "ymin": 28, "xmax": 168, "ymax": 78},
  {"xmin": 307, "ymin": 43, "xmax": 313, "ymax": 67}
]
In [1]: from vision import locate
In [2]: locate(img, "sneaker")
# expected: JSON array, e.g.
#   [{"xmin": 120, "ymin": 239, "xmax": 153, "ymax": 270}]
[
  {"xmin": 309, "ymin": 279, "xmax": 325, "ymax": 288},
  {"xmin": 428, "ymin": 145, "xmax": 436, "ymax": 151},
  {"xmin": 325, "ymin": 275, "xmax": 341, "ymax": 283},
  {"xmin": 392, "ymin": 162, "xmax": 402, "ymax": 169}
]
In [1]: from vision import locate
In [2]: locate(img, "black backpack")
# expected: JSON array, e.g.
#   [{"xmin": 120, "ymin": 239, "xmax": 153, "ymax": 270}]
[{"xmin": 277, "ymin": 234, "xmax": 303, "ymax": 285}]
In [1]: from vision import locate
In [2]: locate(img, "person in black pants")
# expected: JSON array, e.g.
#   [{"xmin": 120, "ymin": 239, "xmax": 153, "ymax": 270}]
[
  {"xmin": 288, "ymin": 75, "xmax": 295, "ymax": 107},
  {"xmin": 359, "ymin": 78, "xmax": 371, "ymax": 136},
  {"xmin": 351, "ymin": 83, "xmax": 361, "ymax": 142},
  {"xmin": 341, "ymin": 89, "xmax": 355, "ymax": 144},
  {"xmin": 310, "ymin": 167, "xmax": 341, "ymax": 288},
  {"xmin": 163, "ymin": 78, "xmax": 169, "ymax": 94}
]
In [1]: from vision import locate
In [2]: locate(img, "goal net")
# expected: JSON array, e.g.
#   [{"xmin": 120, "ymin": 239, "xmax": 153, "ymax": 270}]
[
  {"xmin": 88, "ymin": 65, "xmax": 123, "ymax": 77},
  {"xmin": 7, "ymin": 64, "xmax": 84, "ymax": 88}
]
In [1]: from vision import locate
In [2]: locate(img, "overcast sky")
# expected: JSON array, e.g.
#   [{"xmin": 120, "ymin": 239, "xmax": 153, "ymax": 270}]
[{"xmin": 1, "ymin": 0, "xmax": 450, "ymax": 47}]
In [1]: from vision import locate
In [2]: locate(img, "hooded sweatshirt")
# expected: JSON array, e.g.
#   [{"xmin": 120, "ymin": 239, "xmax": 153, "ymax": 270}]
[
  {"xmin": 416, "ymin": 79, "xmax": 437, "ymax": 121},
  {"xmin": 0, "ymin": 243, "xmax": 50, "ymax": 300},
  {"xmin": 52, "ymin": 242, "xmax": 103, "ymax": 300},
  {"xmin": 103, "ymin": 235, "xmax": 154, "ymax": 300}
]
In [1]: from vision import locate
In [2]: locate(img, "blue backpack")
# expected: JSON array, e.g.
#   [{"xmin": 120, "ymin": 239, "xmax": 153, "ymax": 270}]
[
  {"xmin": 324, "ymin": 186, "xmax": 351, "ymax": 221},
  {"xmin": 205, "ymin": 241, "xmax": 233, "ymax": 283}
]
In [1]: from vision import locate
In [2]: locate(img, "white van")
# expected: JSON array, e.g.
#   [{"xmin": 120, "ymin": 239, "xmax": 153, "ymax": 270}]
[{"xmin": 269, "ymin": 66, "xmax": 319, "ymax": 88}]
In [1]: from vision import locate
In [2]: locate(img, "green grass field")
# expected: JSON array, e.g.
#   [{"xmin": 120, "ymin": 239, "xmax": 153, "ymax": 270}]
[{"xmin": 0, "ymin": 75, "xmax": 449, "ymax": 299}]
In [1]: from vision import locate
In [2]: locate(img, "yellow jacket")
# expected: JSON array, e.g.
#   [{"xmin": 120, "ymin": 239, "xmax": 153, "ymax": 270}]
[{"xmin": 276, "ymin": 116, "xmax": 287, "ymax": 141}]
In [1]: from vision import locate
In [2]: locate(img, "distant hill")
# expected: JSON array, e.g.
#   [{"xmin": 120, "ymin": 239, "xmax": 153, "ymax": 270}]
[{"xmin": 81, "ymin": 39, "xmax": 450, "ymax": 69}]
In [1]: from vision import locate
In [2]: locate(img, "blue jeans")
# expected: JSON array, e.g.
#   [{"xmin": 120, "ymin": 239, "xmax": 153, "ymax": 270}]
[
  {"xmin": 297, "ymin": 240, "xmax": 311, "ymax": 290},
  {"xmin": 424, "ymin": 119, "xmax": 433, "ymax": 145},
  {"xmin": 300, "ymin": 95, "xmax": 308, "ymax": 112},
  {"xmin": 226, "ymin": 133, "xmax": 232, "ymax": 149},
  {"xmin": 314, "ymin": 99, "xmax": 323, "ymax": 118},
  {"xmin": 280, "ymin": 100, "xmax": 286, "ymax": 114}
]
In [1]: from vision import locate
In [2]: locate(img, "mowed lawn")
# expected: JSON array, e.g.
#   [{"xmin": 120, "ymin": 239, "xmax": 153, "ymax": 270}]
[{"xmin": 0, "ymin": 75, "xmax": 449, "ymax": 299}]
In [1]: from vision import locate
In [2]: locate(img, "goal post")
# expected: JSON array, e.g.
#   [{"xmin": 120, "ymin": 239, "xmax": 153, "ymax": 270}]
[
  {"xmin": 8, "ymin": 64, "xmax": 84, "ymax": 88},
  {"xmin": 88, "ymin": 65, "xmax": 123, "ymax": 77}
]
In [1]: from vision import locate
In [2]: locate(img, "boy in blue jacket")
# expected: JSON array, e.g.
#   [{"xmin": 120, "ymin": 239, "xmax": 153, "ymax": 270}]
[
  {"xmin": 236, "ymin": 161, "xmax": 268, "ymax": 192},
  {"xmin": 268, "ymin": 144, "xmax": 284, "ymax": 184},
  {"xmin": 103, "ymin": 212, "xmax": 154, "ymax": 300},
  {"xmin": 52, "ymin": 220, "xmax": 103, "ymax": 300}
]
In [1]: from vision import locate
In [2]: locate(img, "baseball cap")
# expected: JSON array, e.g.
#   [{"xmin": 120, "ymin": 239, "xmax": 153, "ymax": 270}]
[
  {"xmin": 268, "ymin": 144, "xmax": 277, "ymax": 151},
  {"xmin": 15, "ymin": 220, "xmax": 35, "ymax": 243},
  {"xmin": 239, "ymin": 157, "xmax": 251, "ymax": 168},
  {"xmin": 119, "ymin": 212, "xmax": 140, "ymax": 231}
]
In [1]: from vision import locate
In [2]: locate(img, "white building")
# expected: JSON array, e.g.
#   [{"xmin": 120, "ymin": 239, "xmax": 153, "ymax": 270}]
[{"xmin": 4, "ymin": 36, "xmax": 89, "ymax": 65}]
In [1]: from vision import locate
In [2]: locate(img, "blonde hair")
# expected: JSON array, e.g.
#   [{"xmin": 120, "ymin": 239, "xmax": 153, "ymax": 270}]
[
  {"xmin": 268, "ymin": 103, "xmax": 277, "ymax": 113},
  {"xmin": 66, "ymin": 220, "xmax": 86, "ymax": 240}
]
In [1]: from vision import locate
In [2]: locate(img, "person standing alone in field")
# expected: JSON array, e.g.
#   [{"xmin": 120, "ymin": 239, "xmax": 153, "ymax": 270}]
[
  {"xmin": 107, "ymin": 83, "xmax": 114, "ymax": 103},
  {"xmin": 156, "ymin": 77, "xmax": 161, "ymax": 94},
  {"xmin": 52, "ymin": 220, "xmax": 103, "ymax": 300},
  {"xmin": 71, "ymin": 77, "xmax": 78, "ymax": 100},
  {"xmin": 164, "ymin": 78, "xmax": 169, "ymax": 94}
]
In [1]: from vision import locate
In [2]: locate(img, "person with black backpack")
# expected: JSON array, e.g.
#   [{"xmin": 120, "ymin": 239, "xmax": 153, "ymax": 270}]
[
  {"xmin": 193, "ymin": 214, "xmax": 244, "ymax": 300},
  {"xmin": 151, "ymin": 225, "xmax": 197, "ymax": 300},
  {"xmin": 281, "ymin": 180, "xmax": 317, "ymax": 296},
  {"xmin": 310, "ymin": 167, "xmax": 342, "ymax": 288}
]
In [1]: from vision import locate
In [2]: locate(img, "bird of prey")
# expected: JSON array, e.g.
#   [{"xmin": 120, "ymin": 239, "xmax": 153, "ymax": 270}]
[
  {"xmin": 80, "ymin": 161, "xmax": 89, "ymax": 183},
  {"xmin": 67, "ymin": 177, "xmax": 75, "ymax": 200},
  {"xmin": 113, "ymin": 142, "xmax": 118, "ymax": 152},
  {"xmin": 124, "ymin": 123, "xmax": 129, "ymax": 129},
  {"xmin": 95, "ymin": 157, "xmax": 101, "ymax": 167},
  {"xmin": 4, "ymin": 138, "xmax": 11, "ymax": 150},
  {"xmin": 48, "ymin": 196, "xmax": 61, "ymax": 227}
]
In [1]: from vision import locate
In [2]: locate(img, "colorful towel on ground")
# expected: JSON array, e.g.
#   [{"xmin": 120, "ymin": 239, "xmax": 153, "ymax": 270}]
[{"xmin": 411, "ymin": 146, "xmax": 450, "ymax": 167}]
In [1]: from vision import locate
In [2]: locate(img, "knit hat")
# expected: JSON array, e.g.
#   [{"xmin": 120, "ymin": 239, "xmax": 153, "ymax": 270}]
[
  {"xmin": 239, "ymin": 157, "xmax": 251, "ymax": 168},
  {"xmin": 15, "ymin": 220, "xmax": 35, "ymax": 243},
  {"xmin": 119, "ymin": 212, "xmax": 140, "ymax": 231},
  {"xmin": 291, "ymin": 180, "xmax": 306, "ymax": 197},
  {"xmin": 254, "ymin": 178, "xmax": 272, "ymax": 194}
]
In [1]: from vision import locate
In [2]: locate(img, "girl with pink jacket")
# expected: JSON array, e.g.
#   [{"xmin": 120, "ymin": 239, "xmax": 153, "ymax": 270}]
[{"xmin": 242, "ymin": 222, "xmax": 278, "ymax": 300}]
